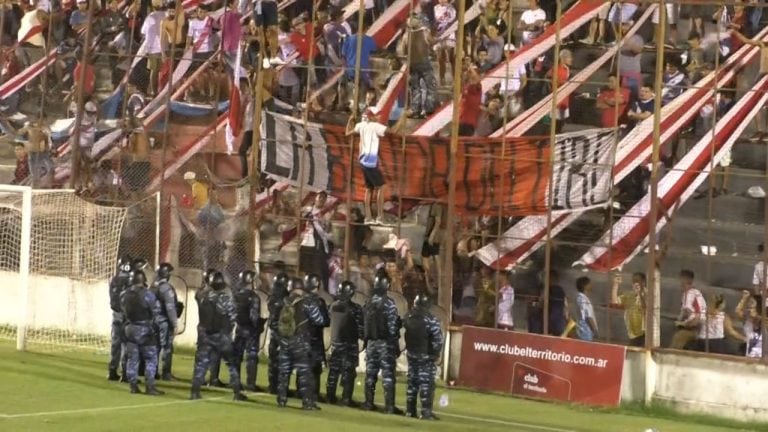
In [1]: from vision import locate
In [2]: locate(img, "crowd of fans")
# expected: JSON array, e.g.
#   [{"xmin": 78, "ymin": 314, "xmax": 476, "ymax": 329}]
[{"xmin": 2, "ymin": 0, "xmax": 767, "ymax": 360}]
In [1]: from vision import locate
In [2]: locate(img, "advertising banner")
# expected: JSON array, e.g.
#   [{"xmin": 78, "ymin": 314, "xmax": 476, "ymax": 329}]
[{"xmin": 458, "ymin": 326, "xmax": 626, "ymax": 407}]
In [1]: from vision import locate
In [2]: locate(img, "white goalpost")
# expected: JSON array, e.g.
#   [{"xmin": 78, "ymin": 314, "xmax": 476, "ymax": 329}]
[{"xmin": 0, "ymin": 186, "xmax": 132, "ymax": 352}]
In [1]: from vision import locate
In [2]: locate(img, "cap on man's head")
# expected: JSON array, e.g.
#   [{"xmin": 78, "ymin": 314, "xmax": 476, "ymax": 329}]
[
  {"xmin": 504, "ymin": 43, "xmax": 516, "ymax": 52},
  {"xmin": 184, "ymin": 171, "xmax": 196, "ymax": 181}
]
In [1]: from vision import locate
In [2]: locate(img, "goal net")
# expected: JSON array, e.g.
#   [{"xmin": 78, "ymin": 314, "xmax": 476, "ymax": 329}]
[{"xmin": 0, "ymin": 187, "xmax": 129, "ymax": 352}]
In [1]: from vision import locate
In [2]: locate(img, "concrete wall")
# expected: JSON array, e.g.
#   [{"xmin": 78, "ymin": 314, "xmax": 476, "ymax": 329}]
[
  {"xmin": 445, "ymin": 327, "xmax": 768, "ymax": 423},
  {"xmin": 652, "ymin": 350, "xmax": 768, "ymax": 423},
  {"xmin": 621, "ymin": 348, "xmax": 645, "ymax": 403}
]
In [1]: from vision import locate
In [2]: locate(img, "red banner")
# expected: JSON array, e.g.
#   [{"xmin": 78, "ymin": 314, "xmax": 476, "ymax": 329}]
[
  {"xmin": 458, "ymin": 326, "xmax": 626, "ymax": 407},
  {"xmin": 260, "ymin": 112, "xmax": 618, "ymax": 216}
]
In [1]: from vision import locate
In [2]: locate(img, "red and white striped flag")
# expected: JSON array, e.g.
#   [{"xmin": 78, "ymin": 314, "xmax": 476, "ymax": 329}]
[
  {"xmin": 473, "ymin": 32, "xmax": 767, "ymax": 270},
  {"xmin": 575, "ymin": 74, "xmax": 768, "ymax": 271},
  {"xmin": 225, "ymin": 45, "xmax": 244, "ymax": 155}
]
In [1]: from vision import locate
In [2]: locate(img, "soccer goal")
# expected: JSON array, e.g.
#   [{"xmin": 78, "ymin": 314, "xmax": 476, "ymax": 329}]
[{"xmin": 0, "ymin": 186, "xmax": 135, "ymax": 352}]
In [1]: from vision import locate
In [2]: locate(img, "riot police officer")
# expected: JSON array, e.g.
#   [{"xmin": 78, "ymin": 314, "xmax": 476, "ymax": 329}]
[
  {"xmin": 232, "ymin": 270, "xmax": 265, "ymax": 392},
  {"xmin": 107, "ymin": 255, "xmax": 132, "ymax": 381},
  {"xmin": 404, "ymin": 294, "xmax": 443, "ymax": 420},
  {"xmin": 363, "ymin": 273, "xmax": 403, "ymax": 414},
  {"xmin": 326, "ymin": 280, "xmax": 363, "ymax": 406},
  {"xmin": 267, "ymin": 272, "xmax": 290, "ymax": 394},
  {"xmin": 199, "ymin": 268, "xmax": 226, "ymax": 388},
  {"xmin": 304, "ymin": 273, "xmax": 330, "ymax": 400},
  {"xmin": 120, "ymin": 270, "xmax": 164, "ymax": 395},
  {"xmin": 151, "ymin": 262, "xmax": 180, "ymax": 380},
  {"xmin": 275, "ymin": 277, "xmax": 326, "ymax": 410},
  {"xmin": 190, "ymin": 271, "xmax": 248, "ymax": 401}
]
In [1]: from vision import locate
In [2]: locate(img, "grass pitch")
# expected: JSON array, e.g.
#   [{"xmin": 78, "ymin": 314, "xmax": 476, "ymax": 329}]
[{"xmin": 0, "ymin": 342, "xmax": 760, "ymax": 432}]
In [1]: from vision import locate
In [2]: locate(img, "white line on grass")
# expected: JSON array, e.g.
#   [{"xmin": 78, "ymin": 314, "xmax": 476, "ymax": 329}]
[
  {"xmin": 0, "ymin": 396, "xmax": 225, "ymax": 419},
  {"xmin": 0, "ymin": 393, "xmax": 574, "ymax": 432},
  {"xmin": 436, "ymin": 411, "xmax": 576, "ymax": 432}
]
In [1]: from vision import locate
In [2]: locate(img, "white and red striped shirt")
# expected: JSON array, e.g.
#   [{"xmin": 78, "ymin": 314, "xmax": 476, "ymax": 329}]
[{"xmin": 681, "ymin": 287, "xmax": 706, "ymax": 322}]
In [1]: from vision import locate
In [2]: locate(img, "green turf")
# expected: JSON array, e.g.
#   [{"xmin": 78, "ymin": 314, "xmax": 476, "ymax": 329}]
[{"xmin": 0, "ymin": 341, "xmax": 761, "ymax": 432}]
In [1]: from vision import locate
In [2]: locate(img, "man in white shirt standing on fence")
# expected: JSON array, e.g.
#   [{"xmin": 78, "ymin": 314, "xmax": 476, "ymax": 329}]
[{"xmin": 346, "ymin": 107, "xmax": 406, "ymax": 225}]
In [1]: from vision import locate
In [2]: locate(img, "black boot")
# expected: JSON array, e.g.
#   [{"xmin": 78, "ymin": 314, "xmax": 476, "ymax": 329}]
[
  {"xmin": 107, "ymin": 369, "xmax": 120, "ymax": 381},
  {"xmin": 130, "ymin": 383, "xmax": 141, "ymax": 394},
  {"xmin": 361, "ymin": 384, "xmax": 376, "ymax": 411},
  {"xmin": 277, "ymin": 392, "xmax": 288, "ymax": 408},
  {"xmin": 145, "ymin": 386, "xmax": 165, "ymax": 396},
  {"xmin": 405, "ymin": 398, "xmax": 418, "ymax": 418},
  {"xmin": 339, "ymin": 376, "xmax": 356, "ymax": 406},
  {"xmin": 384, "ymin": 391, "xmax": 404, "ymax": 415},
  {"xmin": 161, "ymin": 373, "xmax": 179, "ymax": 381},
  {"xmin": 245, "ymin": 362, "xmax": 258, "ymax": 392},
  {"xmin": 420, "ymin": 412, "xmax": 439, "ymax": 421},
  {"xmin": 190, "ymin": 391, "xmax": 202, "ymax": 400},
  {"xmin": 233, "ymin": 392, "xmax": 248, "ymax": 401}
]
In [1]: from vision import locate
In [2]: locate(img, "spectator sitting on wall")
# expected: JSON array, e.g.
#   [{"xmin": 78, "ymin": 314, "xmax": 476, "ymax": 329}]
[
  {"xmin": 670, "ymin": 269, "xmax": 707, "ymax": 350},
  {"xmin": 695, "ymin": 294, "xmax": 744, "ymax": 355},
  {"xmin": 735, "ymin": 291, "xmax": 765, "ymax": 357},
  {"xmin": 610, "ymin": 272, "xmax": 646, "ymax": 347}
]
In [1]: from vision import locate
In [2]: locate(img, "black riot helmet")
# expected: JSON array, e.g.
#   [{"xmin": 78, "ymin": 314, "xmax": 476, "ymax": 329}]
[
  {"xmin": 156, "ymin": 262, "xmax": 174, "ymax": 280},
  {"xmin": 130, "ymin": 270, "xmax": 147, "ymax": 286},
  {"xmin": 338, "ymin": 280, "xmax": 356, "ymax": 300},
  {"xmin": 239, "ymin": 270, "xmax": 256, "ymax": 286},
  {"xmin": 413, "ymin": 293, "xmax": 430, "ymax": 311},
  {"xmin": 210, "ymin": 271, "xmax": 227, "ymax": 291},
  {"xmin": 132, "ymin": 258, "xmax": 148, "ymax": 272},
  {"xmin": 304, "ymin": 273, "xmax": 322, "ymax": 292},
  {"xmin": 372, "ymin": 273, "xmax": 391, "ymax": 296},
  {"xmin": 117, "ymin": 255, "xmax": 133, "ymax": 273},
  {"xmin": 273, "ymin": 272, "xmax": 290, "ymax": 296},
  {"xmin": 203, "ymin": 268, "xmax": 217, "ymax": 286}
]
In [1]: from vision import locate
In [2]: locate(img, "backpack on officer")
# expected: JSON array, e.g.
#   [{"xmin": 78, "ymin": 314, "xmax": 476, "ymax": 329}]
[{"xmin": 277, "ymin": 296, "xmax": 307, "ymax": 338}]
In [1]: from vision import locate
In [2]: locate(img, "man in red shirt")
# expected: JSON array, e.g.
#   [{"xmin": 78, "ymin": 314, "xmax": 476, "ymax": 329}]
[
  {"xmin": 70, "ymin": 55, "xmax": 95, "ymax": 105},
  {"xmin": 458, "ymin": 65, "xmax": 482, "ymax": 136},
  {"xmin": 596, "ymin": 75, "xmax": 630, "ymax": 128},
  {"xmin": 289, "ymin": 15, "xmax": 320, "ymax": 96},
  {"xmin": 547, "ymin": 49, "xmax": 572, "ymax": 133}
]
